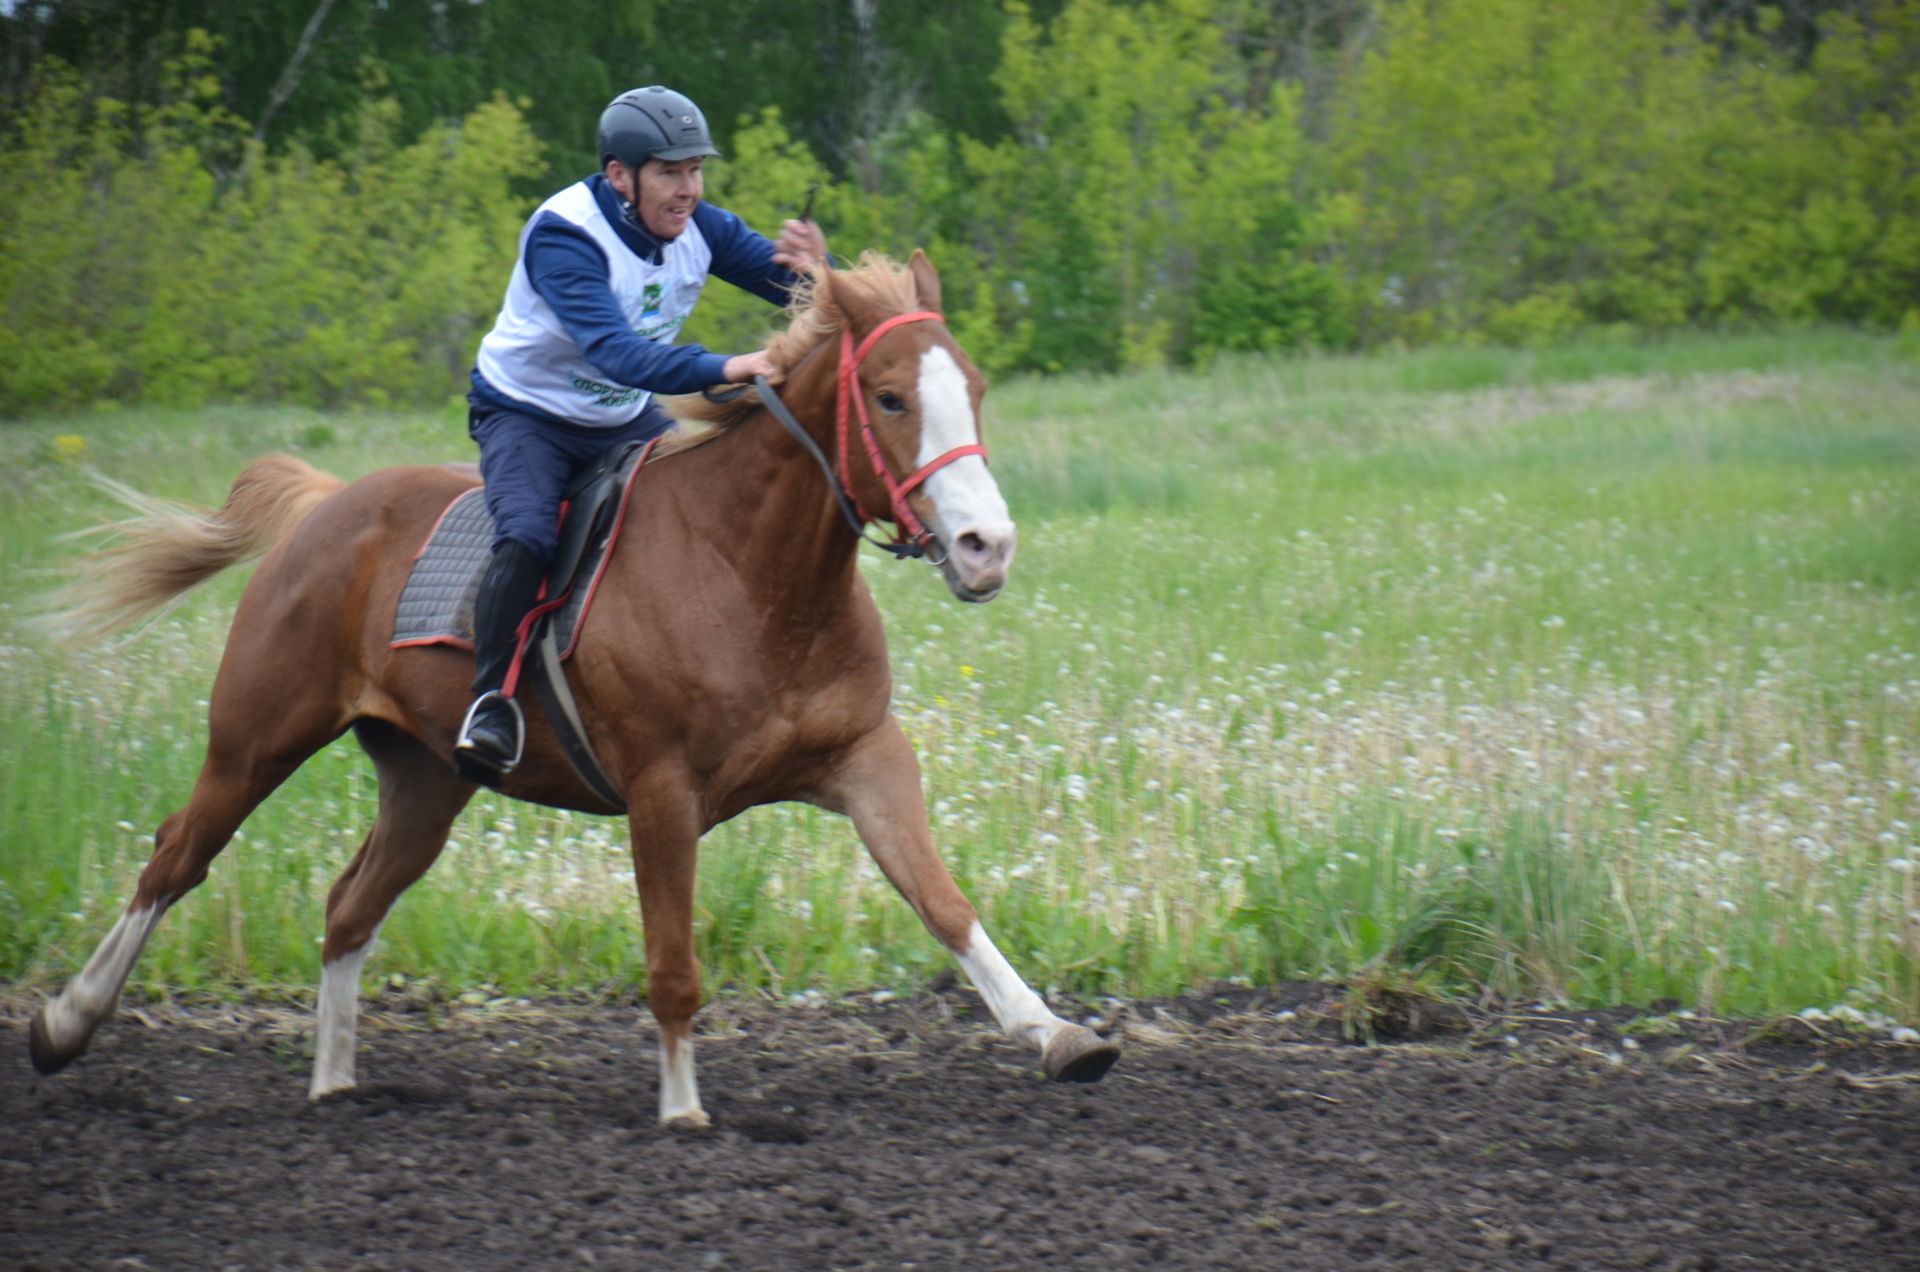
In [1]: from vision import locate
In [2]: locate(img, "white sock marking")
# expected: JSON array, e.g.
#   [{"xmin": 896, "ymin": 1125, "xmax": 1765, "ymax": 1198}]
[
  {"xmin": 954, "ymin": 920, "xmax": 1069, "ymax": 1052},
  {"xmin": 41, "ymin": 903, "xmax": 167, "ymax": 1053},
  {"xmin": 657, "ymin": 1033, "xmax": 707, "ymax": 1126},
  {"xmin": 310, "ymin": 924, "xmax": 380, "ymax": 1099}
]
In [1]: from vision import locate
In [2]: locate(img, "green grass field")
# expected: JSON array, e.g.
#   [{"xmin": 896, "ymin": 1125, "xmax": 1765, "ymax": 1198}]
[{"xmin": 4, "ymin": 329, "xmax": 1917, "ymax": 1025}]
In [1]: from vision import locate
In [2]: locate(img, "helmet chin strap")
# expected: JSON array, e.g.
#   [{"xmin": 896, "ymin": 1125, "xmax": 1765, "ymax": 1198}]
[{"xmin": 612, "ymin": 162, "xmax": 646, "ymax": 230}]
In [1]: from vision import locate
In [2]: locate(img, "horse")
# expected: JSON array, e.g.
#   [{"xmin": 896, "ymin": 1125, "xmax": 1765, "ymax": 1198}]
[{"xmin": 28, "ymin": 251, "xmax": 1120, "ymax": 1126}]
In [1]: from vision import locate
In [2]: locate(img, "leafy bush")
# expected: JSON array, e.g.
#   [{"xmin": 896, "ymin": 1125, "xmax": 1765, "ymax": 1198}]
[
  {"xmin": 1318, "ymin": 0, "xmax": 1919, "ymax": 343},
  {"xmin": 0, "ymin": 34, "xmax": 543, "ymax": 415}
]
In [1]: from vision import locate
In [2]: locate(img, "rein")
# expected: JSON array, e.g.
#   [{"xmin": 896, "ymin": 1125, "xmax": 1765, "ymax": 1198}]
[{"xmin": 741, "ymin": 310, "xmax": 985, "ymax": 562}]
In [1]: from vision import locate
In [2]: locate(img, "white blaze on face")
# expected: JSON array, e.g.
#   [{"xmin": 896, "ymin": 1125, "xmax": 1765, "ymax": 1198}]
[{"xmin": 916, "ymin": 345, "xmax": 1011, "ymax": 549}]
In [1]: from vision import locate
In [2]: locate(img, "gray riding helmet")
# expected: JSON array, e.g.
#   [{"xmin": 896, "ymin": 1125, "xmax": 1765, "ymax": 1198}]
[{"xmin": 598, "ymin": 86, "xmax": 721, "ymax": 166}]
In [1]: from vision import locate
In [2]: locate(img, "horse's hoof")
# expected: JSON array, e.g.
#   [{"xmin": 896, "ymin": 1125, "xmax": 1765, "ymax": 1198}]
[
  {"xmin": 662, "ymin": 1108, "xmax": 713, "ymax": 1132},
  {"xmin": 1043, "ymin": 1024, "xmax": 1121, "ymax": 1084},
  {"xmin": 28, "ymin": 1011, "xmax": 82, "ymax": 1076}
]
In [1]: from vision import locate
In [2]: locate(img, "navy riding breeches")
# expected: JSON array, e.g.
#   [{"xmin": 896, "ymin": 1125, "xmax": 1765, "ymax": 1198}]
[{"xmin": 467, "ymin": 398, "xmax": 676, "ymax": 565}]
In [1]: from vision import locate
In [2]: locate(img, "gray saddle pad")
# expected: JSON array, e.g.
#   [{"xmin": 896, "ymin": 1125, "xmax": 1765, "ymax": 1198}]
[
  {"xmin": 392, "ymin": 488, "xmax": 492, "ymax": 650},
  {"xmin": 390, "ymin": 473, "xmax": 635, "ymax": 659}
]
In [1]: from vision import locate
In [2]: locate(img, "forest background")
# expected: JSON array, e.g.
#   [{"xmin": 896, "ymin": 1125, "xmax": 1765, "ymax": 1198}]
[{"xmin": 1, "ymin": 0, "xmax": 1915, "ymax": 415}]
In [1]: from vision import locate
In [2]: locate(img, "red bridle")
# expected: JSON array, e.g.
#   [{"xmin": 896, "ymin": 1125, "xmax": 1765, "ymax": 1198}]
[{"xmin": 834, "ymin": 311, "xmax": 987, "ymax": 560}]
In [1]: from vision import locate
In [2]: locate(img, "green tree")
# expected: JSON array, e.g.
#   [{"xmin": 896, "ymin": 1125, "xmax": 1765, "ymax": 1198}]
[
  {"xmin": 967, "ymin": 0, "xmax": 1338, "ymax": 372},
  {"xmin": 1318, "ymin": 0, "xmax": 1920, "ymax": 342},
  {"xmin": 681, "ymin": 105, "xmax": 832, "ymax": 356},
  {"xmin": 1693, "ymin": 0, "xmax": 1920, "ymax": 325}
]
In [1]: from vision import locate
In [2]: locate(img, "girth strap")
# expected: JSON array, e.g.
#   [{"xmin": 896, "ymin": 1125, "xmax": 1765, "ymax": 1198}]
[{"xmin": 526, "ymin": 617, "xmax": 627, "ymax": 811}]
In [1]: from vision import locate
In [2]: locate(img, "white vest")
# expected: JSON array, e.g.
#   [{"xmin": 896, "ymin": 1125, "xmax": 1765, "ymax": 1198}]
[{"xmin": 476, "ymin": 181, "xmax": 710, "ymax": 427}]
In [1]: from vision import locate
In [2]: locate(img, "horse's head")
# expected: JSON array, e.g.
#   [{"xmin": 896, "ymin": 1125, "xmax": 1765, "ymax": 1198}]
[{"xmin": 820, "ymin": 252, "xmax": 1015, "ymax": 603}]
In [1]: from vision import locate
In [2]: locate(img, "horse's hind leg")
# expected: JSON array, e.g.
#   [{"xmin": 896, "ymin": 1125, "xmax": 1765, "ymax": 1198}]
[
  {"xmin": 311, "ymin": 720, "xmax": 473, "ymax": 1098},
  {"xmin": 30, "ymin": 678, "xmax": 345, "ymax": 1075}
]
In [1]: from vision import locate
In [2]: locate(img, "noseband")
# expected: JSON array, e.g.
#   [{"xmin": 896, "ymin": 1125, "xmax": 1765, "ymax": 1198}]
[{"xmin": 742, "ymin": 311, "xmax": 986, "ymax": 561}]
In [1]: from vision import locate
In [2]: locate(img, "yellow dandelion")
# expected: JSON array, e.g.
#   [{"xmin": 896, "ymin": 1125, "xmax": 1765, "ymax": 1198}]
[{"xmin": 52, "ymin": 434, "xmax": 89, "ymax": 462}]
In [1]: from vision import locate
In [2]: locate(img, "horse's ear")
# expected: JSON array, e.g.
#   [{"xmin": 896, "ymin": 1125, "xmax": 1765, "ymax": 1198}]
[
  {"xmin": 907, "ymin": 249, "xmax": 943, "ymax": 315},
  {"xmin": 824, "ymin": 265, "xmax": 876, "ymax": 332}
]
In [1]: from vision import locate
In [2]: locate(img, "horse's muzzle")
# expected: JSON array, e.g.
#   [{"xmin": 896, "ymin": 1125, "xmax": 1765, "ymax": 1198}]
[{"xmin": 936, "ymin": 526, "xmax": 1014, "ymax": 603}]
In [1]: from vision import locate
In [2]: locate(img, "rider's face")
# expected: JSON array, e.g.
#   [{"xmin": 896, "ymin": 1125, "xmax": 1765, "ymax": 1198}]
[{"xmin": 609, "ymin": 157, "xmax": 704, "ymax": 240}]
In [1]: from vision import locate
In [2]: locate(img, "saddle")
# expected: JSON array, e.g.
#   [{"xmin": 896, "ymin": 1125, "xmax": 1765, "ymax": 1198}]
[{"xmin": 391, "ymin": 440, "xmax": 655, "ymax": 808}]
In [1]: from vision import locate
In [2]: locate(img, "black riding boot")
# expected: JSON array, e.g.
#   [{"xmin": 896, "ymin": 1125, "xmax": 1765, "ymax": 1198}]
[{"xmin": 455, "ymin": 539, "xmax": 544, "ymax": 784}]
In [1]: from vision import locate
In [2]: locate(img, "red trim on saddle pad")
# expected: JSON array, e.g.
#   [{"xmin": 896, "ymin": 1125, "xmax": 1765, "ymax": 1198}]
[{"xmin": 391, "ymin": 634, "xmax": 474, "ymax": 651}]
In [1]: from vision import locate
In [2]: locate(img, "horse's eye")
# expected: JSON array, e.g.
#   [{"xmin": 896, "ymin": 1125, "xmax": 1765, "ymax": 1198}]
[{"xmin": 876, "ymin": 391, "xmax": 906, "ymax": 415}]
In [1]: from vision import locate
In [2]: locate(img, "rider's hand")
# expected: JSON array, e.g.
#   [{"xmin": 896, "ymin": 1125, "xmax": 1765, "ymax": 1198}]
[
  {"xmin": 772, "ymin": 218, "xmax": 828, "ymax": 273},
  {"xmin": 723, "ymin": 350, "xmax": 780, "ymax": 384}
]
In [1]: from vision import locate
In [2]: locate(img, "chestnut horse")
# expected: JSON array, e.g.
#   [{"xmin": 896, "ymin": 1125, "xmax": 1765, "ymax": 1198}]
[{"xmin": 29, "ymin": 252, "xmax": 1119, "ymax": 1125}]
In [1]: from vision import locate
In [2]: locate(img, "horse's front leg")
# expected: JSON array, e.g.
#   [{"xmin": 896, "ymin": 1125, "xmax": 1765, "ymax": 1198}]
[
  {"xmin": 626, "ymin": 786, "xmax": 711, "ymax": 1127},
  {"xmin": 814, "ymin": 718, "xmax": 1119, "ymax": 1083}
]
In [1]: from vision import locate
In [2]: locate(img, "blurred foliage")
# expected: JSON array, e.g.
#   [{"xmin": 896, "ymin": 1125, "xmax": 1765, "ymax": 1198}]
[
  {"xmin": 0, "ymin": 0, "xmax": 1042, "ymax": 184},
  {"xmin": 1321, "ymin": 0, "xmax": 1919, "ymax": 343},
  {"xmin": 959, "ymin": 0, "xmax": 1344, "ymax": 371},
  {"xmin": 0, "ymin": 0, "xmax": 1914, "ymax": 412},
  {"xmin": 0, "ymin": 35, "xmax": 543, "ymax": 412}
]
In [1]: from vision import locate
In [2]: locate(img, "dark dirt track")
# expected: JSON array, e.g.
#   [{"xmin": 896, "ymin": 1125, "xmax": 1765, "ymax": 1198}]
[{"xmin": 3, "ymin": 985, "xmax": 1917, "ymax": 1272}]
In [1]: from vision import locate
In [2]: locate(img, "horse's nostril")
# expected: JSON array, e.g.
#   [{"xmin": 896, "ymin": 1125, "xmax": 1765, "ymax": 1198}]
[{"xmin": 960, "ymin": 532, "xmax": 988, "ymax": 558}]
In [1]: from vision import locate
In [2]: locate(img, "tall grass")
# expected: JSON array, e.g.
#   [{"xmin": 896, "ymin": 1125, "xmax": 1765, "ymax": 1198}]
[{"xmin": 3, "ymin": 330, "xmax": 1916, "ymax": 1022}]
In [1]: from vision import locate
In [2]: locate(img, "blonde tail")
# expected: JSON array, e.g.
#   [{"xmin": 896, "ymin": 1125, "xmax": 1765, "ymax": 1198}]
[{"xmin": 40, "ymin": 454, "xmax": 347, "ymax": 643}]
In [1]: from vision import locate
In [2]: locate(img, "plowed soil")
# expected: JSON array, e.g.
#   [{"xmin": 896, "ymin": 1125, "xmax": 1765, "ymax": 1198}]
[{"xmin": 3, "ymin": 984, "xmax": 1917, "ymax": 1271}]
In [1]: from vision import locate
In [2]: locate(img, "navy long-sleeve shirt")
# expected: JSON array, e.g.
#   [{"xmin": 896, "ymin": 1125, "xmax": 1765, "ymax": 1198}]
[{"xmin": 471, "ymin": 175, "xmax": 800, "ymax": 421}]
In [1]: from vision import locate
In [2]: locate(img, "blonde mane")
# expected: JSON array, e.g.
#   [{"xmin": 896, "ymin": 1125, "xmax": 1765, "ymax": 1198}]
[{"xmin": 656, "ymin": 251, "xmax": 925, "ymax": 453}]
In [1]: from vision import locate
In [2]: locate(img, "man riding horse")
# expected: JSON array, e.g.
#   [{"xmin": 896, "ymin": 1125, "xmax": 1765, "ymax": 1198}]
[
  {"xmin": 29, "ymin": 92, "xmax": 1122, "ymax": 1127},
  {"xmin": 457, "ymin": 85, "xmax": 828, "ymax": 781}
]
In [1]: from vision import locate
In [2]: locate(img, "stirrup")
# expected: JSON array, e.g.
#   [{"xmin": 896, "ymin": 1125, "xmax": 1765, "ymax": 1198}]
[{"xmin": 454, "ymin": 691, "xmax": 525, "ymax": 783}]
